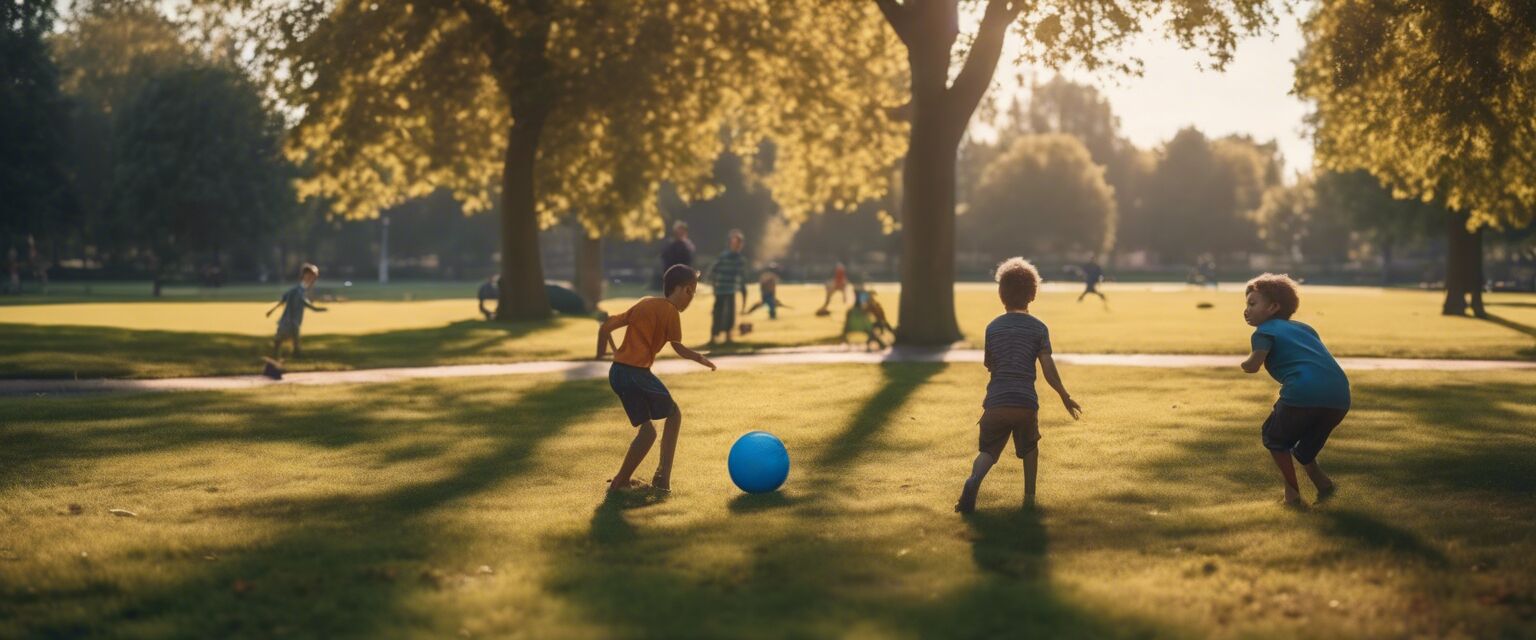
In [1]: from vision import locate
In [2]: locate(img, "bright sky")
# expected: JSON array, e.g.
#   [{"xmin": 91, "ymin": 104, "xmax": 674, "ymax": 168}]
[{"xmin": 972, "ymin": 5, "xmax": 1315, "ymax": 176}]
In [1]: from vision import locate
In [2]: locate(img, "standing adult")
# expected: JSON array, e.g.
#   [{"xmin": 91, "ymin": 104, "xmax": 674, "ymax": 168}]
[
  {"xmin": 659, "ymin": 221, "xmax": 695, "ymax": 287},
  {"xmin": 707, "ymin": 229, "xmax": 747, "ymax": 345}
]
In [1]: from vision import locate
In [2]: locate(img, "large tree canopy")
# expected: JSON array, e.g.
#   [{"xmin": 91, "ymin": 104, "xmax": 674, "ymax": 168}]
[
  {"xmin": 267, "ymin": 1, "xmax": 906, "ymax": 319},
  {"xmin": 1295, "ymin": 0, "xmax": 1536, "ymax": 230},
  {"xmin": 1, "ymin": 0, "xmax": 72, "ymax": 253},
  {"xmin": 112, "ymin": 65, "xmax": 297, "ymax": 294},
  {"xmin": 1295, "ymin": 0, "xmax": 1536, "ymax": 314}
]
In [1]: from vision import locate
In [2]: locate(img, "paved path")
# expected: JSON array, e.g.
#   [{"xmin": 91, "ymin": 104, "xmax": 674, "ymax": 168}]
[{"xmin": 3, "ymin": 346, "xmax": 1532, "ymax": 396}]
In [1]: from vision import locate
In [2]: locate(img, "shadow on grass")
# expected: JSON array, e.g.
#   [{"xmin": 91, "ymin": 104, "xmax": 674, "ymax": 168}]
[
  {"xmin": 0, "ymin": 318, "xmax": 573, "ymax": 379},
  {"xmin": 727, "ymin": 492, "xmax": 797, "ymax": 513},
  {"xmin": 538, "ymin": 362, "xmax": 1174, "ymax": 638},
  {"xmin": 1317, "ymin": 509, "xmax": 1448, "ymax": 567},
  {"xmin": 8, "ymin": 377, "xmax": 608, "ymax": 637},
  {"xmin": 814, "ymin": 362, "xmax": 947, "ymax": 469}
]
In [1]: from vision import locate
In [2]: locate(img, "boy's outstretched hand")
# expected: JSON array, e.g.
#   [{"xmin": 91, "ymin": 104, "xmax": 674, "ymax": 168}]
[{"xmin": 1062, "ymin": 396, "xmax": 1083, "ymax": 420}]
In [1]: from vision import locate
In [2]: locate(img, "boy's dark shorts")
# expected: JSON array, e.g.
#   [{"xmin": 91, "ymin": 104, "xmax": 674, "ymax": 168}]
[
  {"xmin": 1261, "ymin": 402, "xmax": 1347, "ymax": 465},
  {"xmin": 274, "ymin": 323, "xmax": 300, "ymax": 341},
  {"xmin": 978, "ymin": 406, "xmax": 1040, "ymax": 459},
  {"xmin": 609, "ymin": 362, "xmax": 676, "ymax": 427}
]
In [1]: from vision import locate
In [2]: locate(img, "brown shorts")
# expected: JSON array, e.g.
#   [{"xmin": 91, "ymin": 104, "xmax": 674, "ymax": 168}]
[{"xmin": 978, "ymin": 406, "xmax": 1040, "ymax": 459}]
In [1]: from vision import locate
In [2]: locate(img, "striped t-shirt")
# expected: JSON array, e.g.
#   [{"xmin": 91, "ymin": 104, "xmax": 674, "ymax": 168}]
[
  {"xmin": 982, "ymin": 312, "xmax": 1052, "ymax": 410},
  {"xmin": 711, "ymin": 250, "xmax": 746, "ymax": 293}
]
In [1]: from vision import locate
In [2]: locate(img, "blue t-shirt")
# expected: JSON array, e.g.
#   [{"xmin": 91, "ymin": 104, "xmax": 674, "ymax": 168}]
[
  {"xmin": 983, "ymin": 312, "xmax": 1051, "ymax": 410},
  {"xmin": 1251, "ymin": 319, "xmax": 1350, "ymax": 409},
  {"xmin": 278, "ymin": 285, "xmax": 313, "ymax": 329}
]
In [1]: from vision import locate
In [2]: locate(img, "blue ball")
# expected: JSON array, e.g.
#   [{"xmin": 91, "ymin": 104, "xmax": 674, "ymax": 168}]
[{"xmin": 728, "ymin": 431, "xmax": 790, "ymax": 494}]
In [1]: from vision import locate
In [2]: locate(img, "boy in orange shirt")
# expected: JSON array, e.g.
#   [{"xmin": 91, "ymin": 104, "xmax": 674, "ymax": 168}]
[{"xmin": 597, "ymin": 264, "xmax": 716, "ymax": 493}]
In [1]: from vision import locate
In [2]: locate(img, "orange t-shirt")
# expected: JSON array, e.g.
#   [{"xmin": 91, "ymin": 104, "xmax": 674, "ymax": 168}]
[{"xmin": 612, "ymin": 297, "xmax": 682, "ymax": 369}]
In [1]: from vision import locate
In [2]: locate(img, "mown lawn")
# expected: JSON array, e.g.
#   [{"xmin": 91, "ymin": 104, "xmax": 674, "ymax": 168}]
[
  {"xmin": 2, "ymin": 284, "xmax": 1534, "ymax": 378},
  {"xmin": 2, "ymin": 363, "xmax": 1532, "ymax": 638}
]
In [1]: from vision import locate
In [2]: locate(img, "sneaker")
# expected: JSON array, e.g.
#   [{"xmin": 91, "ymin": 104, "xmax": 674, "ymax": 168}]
[
  {"xmin": 1315, "ymin": 483, "xmax": 1337, "ymax": 504},
  {"xmin": 954, "ymin": 479, "xmax": 979, "ymax": 514}
]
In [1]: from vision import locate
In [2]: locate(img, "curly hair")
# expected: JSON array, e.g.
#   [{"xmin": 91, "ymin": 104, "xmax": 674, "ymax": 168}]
[
  {"xmin": 994, "ymin": 257, "xmax": 1041, "ymax": 309},
  {"xmin": 1245, "ymin": 273, "xmax": 1300, "ymax": 319}
]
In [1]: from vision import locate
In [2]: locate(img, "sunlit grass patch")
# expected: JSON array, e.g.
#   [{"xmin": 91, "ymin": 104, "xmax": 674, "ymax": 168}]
[{"xmin": 2, "ymin": 364, "xmax": 1533, "ymax": 637}]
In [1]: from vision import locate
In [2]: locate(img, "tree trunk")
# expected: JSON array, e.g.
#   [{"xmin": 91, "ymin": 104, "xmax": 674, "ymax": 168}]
[
  {"xmin": 882, "ymin": 0, "xmax": 1015, "ymax": 346},
  {"xmin": 573, "ymin": 231, "xmax": 603, "ymax": 312},
  {"xmin": 494, "ymin": 110, "xmax": 552, "ymax": 322},
  {"xmin": 1441, "ymin": 211, "xmax": 1486, "ymax": 317},
  {"xmin": 894, "ymin": 23, "xmax": 964, "ymax": 346}
]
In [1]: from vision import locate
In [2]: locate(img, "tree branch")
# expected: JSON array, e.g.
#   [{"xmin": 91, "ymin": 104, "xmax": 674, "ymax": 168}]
[
  {"xmin": 873, "ymin": 0, "xmax": 911, "ymax": 47},
  {"xmin": 946, "ymin": 0, "xmax": 1021, "ymax": 135}
]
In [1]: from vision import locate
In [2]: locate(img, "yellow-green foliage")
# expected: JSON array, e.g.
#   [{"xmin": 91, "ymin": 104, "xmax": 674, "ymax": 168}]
[
  {"xmin": 3, "ymin": 365, "xmax": 1533, "ymax": 637},
  {"xmin": 1295, "ymin": 0, "xmax": 1536, "ymax": 229}
]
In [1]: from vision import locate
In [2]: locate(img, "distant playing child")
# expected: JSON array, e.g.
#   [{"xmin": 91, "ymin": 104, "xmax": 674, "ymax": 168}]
[
  {"xmin": 265, "ymin": 263, "xmax": 327, "ymax": 361},
  {"xmin": 1240, "ymin": 273, "xmax": 1349, "ymax": 507},
  {"xmin": 706, "ymin": 230, "xmax": 747, "ymax": 345},
  {"xmin": 597, "ymin": 265, "xmax": 717, "ymax": 493},
  {"xmin": 956, "ymin": 258, "xmax": 1082, "ymax": 514}
]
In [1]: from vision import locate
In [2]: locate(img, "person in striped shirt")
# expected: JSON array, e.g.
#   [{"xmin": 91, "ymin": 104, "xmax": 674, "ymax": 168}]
[
  {"xmin": 956, "ymin": 258, "xmax": 1082, "ymax": 514},
  {"xmin": 706, "ymin": 229, "xmax": 748, "ymax": 345}
]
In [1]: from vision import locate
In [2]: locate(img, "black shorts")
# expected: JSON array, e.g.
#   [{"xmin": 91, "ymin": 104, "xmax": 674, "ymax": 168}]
[
  {"xmin": 1261, "ymin": 402, "xmax": 1347, "ymax": 465},
  {"xmin": 609, "ymin": 363, "xmax": 676, "ymax": 427}
]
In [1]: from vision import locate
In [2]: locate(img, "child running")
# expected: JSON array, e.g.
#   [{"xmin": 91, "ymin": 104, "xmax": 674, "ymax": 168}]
[
  {"xmin": 1240, "ymin": 273, "xmax": 1349, "ymax": 507},
  {"xmin": 745, "ymin": 267, "xmax": 788, "ymax": 320},
  {"xmin": 265, "ymin": 263, "xmax": 327, "ymax": 361},
  {"xmin": 956, "ymin": 258, "xmax": 1082, "ymax": 514},
  {"xmin": 597, "ymin": 264, "xmax": 716, "ymax": 493}
]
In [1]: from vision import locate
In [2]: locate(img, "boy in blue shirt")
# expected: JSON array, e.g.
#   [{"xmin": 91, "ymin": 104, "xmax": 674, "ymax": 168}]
[
  {"xmin": 1240, "ymin": 273, "xmax": 1349, "ymax": 507},
  {"xmin": 955, "ymin": 258, "xmax": 1082, "ymax": 514},
  {"xmin": 265, "ymin": 263, "xmax": 327, "ymax": 361}
]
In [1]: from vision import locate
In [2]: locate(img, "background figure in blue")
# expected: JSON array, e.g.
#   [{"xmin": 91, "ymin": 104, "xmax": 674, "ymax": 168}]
[
  {"xmin": 657, "ymin": 221, "xmax": 695, "ymax": 291},
  {"xmin": 1076, "ymin": 260, "xmax": 1107, "ymax": 306},
  {"xmin": 266, "ymin": 263, "xmax": 327, "ymax": 359},
  {"xmin": 477, "ymin": 275, "xmax": 499, "ymax": 320},
  {"xmin": 706, "ymin": 229, "xmax": 747, "ymax": 345}
]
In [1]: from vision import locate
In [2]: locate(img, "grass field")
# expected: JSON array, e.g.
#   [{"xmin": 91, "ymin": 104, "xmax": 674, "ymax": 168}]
[
  {"xmin": 2, "ymin": 284, "xmax": 1534, "ymax": 378},
  {"xmin": 2, "ymin": 363, "xmax": 1533, "ymax": 638}
]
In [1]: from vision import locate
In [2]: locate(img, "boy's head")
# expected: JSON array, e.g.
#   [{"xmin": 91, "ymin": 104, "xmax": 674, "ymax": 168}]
[
  {"xmin": 728, "ymin": 229, "xmax": 744, "ymax": 252},
  {"xmin": 1244, "ymin": 273, "xmax": 1300, "ymax": 326},
  {"xmin": 994, "ymin": 257, "xmax": 1040, "ymax": 310},
  {"xmin": 299, "ymin": 263, "xmax": 320, "ymax": 286},
  {"xmin": 663, "ymin": 264, "xmax": 699, "ymax": 310}
]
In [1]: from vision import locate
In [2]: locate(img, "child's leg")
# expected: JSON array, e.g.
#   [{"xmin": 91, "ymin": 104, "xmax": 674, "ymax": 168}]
[
  {"xmin": 291, "ymin": 334, "xmax": 302, "ymax": 358},
  {"xmin": 609, "ymin": 422, "xmax": 658, "ymax": 491},
  {"xmin": 1022, "ymin": 446, "xmax": 1038, "ymax": 499},
  {"xmin": 652, "ymin": 408, "xmax": 682, "ymax": 490},
  {"xmin": 1269, "ymin": 450, "xmax": 1303, "ymax": 504},
  {"xmin": 1303, "ymin": 461, "xmax": 1334, "ymax": 496}
]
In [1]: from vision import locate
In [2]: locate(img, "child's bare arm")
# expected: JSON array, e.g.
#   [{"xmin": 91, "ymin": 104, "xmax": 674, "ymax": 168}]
[
  {"xmin": 1241, "ymin": 350, "xmax": 1268, "ymax": 374},
  {"xmin": 670, "ymin": 341, "xmax": 716, "ymax": 371},
  {"xmin": 1039, "ymin": 351, "xmax": 1082, "ymax": 420},
  {"xmin": 595, "ymin": 314, "xmax": 628, "ymax": 359}
]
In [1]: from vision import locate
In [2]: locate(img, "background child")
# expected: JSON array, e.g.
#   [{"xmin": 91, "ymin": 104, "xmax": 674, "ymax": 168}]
[
  {"xmin": 597, "ymin": 264, "xmax": 716, "ymax": 493},
  {"xmin": 956, "ymin": 258, "xmax": 1082, "ymax": 514},
  {"xmin": 745, "ymin": 267, "xmax": 788, "ymax": 320},
  {"xmin": 706, "ymin": 230, "xmax": 747, "ymax": 345},
  {"xmin": 815, "ymin": 261, "xmax": 849, "ymax": 316},
  {"xmin": 477, "ymin": 275, "xmax": 499, "ymax": 320},
  {"xmin": 1240, "ymin": 273, "xmax": 1349, "ymax": 507},
  {"xmin": 265, "ymin": 263, "xmax": 326, "ymax": 361}
]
